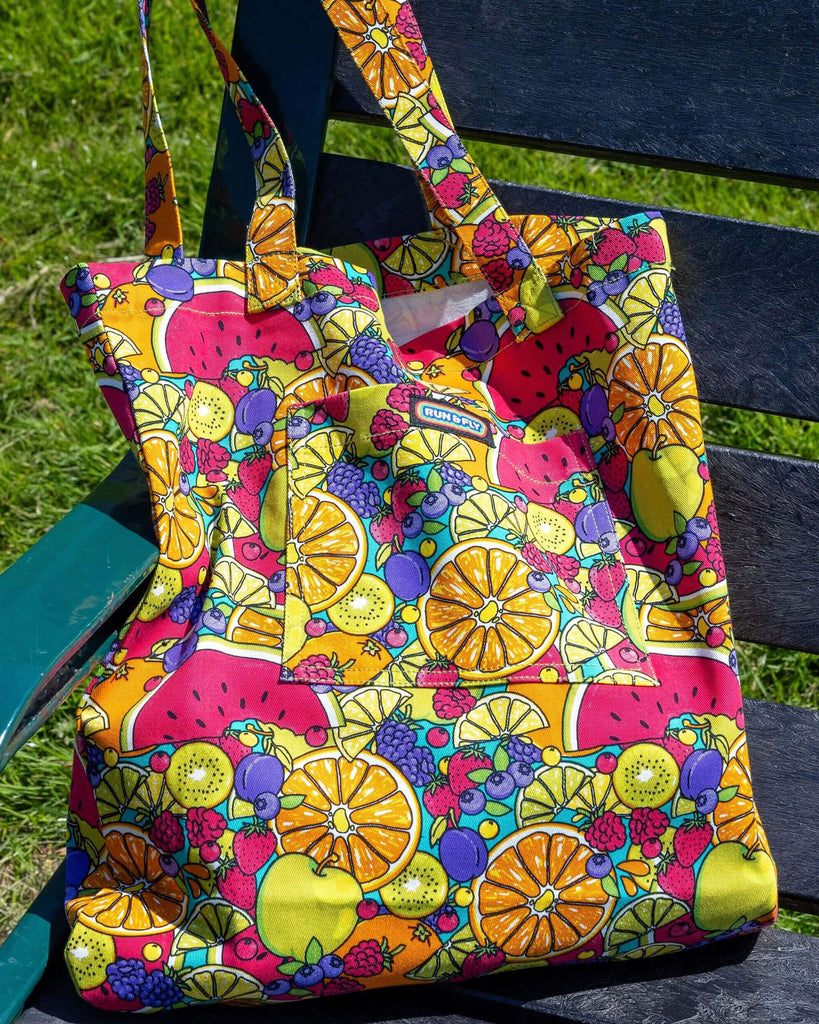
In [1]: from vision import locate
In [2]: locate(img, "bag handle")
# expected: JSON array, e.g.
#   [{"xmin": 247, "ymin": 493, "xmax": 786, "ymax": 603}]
[
  {"xmin": 322, "ymin": 0, "xmax": 562, "ymax": 335},
  {"xmin": 140, "ymin": 0, "xmax": 560, "ymax": 333},
  {"xmin": 140, "ymin": 0, "xmax": 301, "ymax": 309}
]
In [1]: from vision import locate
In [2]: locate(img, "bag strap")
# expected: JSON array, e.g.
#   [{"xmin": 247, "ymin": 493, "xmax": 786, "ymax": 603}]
[
  {"xmin": 322, "ymin": 0, "xmax": 562, "ymax": 335},
  {"xmin": 140, "ymin": 0, "xmax": 301, "ymax": 309}
]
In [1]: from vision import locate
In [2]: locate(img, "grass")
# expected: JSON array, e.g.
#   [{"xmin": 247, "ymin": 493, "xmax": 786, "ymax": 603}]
[{"xmin": 1, "ymin": 0, "xmax": 817, "ymax": 948}]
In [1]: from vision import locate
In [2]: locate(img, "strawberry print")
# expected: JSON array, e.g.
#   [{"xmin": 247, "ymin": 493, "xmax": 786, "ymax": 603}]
[
  {"xmin": 599, "ymin": 443, "xmax": 629, "ymax": 492},
  {"xmin": 217, "ymin": 863, "xmax": 258, "ymax": 911},
  {"xmin": 630, "ymin": 225, "xmax": 666, "ymax": 264},
  {"xmin": 423, "ymin": 168, "xmax": 476, "ymax": 208},
  {"xmin": 588, "ymin": 558, "xmax": 627, "ymax": 601},
  {"xmin": 226, "ymin": 484, "xmax": 260, "ymax": 522},
  {"xmin": 238, "ymin": 450, "xmax": 272, "ymax": 494},
  {"xmin": 423, "ymin": 778, "xmax": 461, "ymax": 822},
  {"xmin": 673, "ymin": 819, "xmax": 714, "ymax": 867},
  {"xmin": 658, "ymin": 858, "xmax": 696, "ymax": 902},
  {"xmin": 233, "ymin": 824, "xmax": 278, "ymax": 875},
  {"xmin": 589, "ymin": 227, "xmax": 637, "ymax": 268},
  {"xmin": 586, "ymin": 594, "xmax": 624, "ymax": 629}
]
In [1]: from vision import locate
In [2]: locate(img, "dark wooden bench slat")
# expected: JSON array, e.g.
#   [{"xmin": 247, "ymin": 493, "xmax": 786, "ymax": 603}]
[
  {"xmin": 742, "ymin": 699, "xmax": 819, "ymax": 913},
  {"xmin": 309, "ymin": 154, "xmax": 819, "ymax": 424},
  {"xmin": 708, "ymin": 446, "xmax": 819, "ymax": 655},
  {"xmin": 451, "ymin": 926, "xmax": 819, "ymax": 1024},
  {"xmin": 331, "ymin": 0, "xmax": 819, "ymax": 191}
]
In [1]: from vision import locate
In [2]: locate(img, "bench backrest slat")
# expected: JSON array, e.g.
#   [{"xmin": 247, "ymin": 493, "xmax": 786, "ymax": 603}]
[{"xmin": 331, "ymin": 0, "xmax": 819, "ymax": 190}]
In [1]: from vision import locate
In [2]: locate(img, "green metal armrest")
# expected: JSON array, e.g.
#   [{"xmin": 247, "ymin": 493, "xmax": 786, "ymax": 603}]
[
  {"xmin": 0, "ymin": 454, "xmax": 156, "ymax": 772},
  {"xmin": 0, "ymin": 866, "xmax": 67, "ymax": 1024}
]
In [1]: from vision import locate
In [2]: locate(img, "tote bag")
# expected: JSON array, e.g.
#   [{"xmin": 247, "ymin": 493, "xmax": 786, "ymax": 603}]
[{"xmin": 60, "ymin": 0, "xmax": 777, "ymax": 1008}]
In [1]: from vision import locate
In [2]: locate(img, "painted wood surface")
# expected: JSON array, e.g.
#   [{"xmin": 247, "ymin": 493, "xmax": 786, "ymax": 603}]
[{"xmin": 331, "ymin": 0, "xmax": 819, "ymax": 189}]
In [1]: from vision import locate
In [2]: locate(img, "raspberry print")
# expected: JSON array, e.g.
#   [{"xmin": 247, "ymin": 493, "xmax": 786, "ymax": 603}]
[
  {"xmin": 343, "ymin": 939, "xmax": 384, "ymax": 977},
  {"xmin": 522, "ymin": 542, "xmax": 550, "ymax": 572},
  {"xmin": 472, "ymin": 216, "xmax": 516, "ymax": 257},
  {"xmin": 706, "ymin": 501, "xmax": 719, "ymax": 536},
  {"xmin": 395, "ymin": 4, "xmax": 421, "ymax": 38},
  {"xmin": 432, "ymin": 688, "xmax": 476, "ymax": 719},
  {"xmin": 144, "ymin": 173, "xmax": 167, "ymax": 215},
  {"xmin": 585, "ymin": 810, "xmax": 627, "ymax": 852},
  {"xmin": 387, "ymin": 381, "xmax": 426, "ymax": 412},
  {"xmin": 483, "ymin": 258, "xmax": 514, "ymax": 293},
  {"xmin": 106, "ymin": 959, "xmax": 147, "ymax": 1001},
  {"xmin": 629, "ymin": 806, "xmax": 670, "ymax": 844},
  {"xmin": 292, "ymin": 653, "xmax": 348, "ymax": 685},
  {"xmin": 555, "ymin": 553, "xmax": 581, "ymax": 580},
  {"xmin": 196, "ymin": 437, "xmax": 230, "ymax": 475},
  {"xmin": 179, "ymin": 435, "xmax": 195, "ymax": 474},
  {"xmin": 323, "ymin": 977, "xmax": 365, "ymax": 996},
  {"xmin": 406, "ymin": 40, "xmax": 427, "ymax": 68},
  {"xmin": 706, "ymin": 537, "xmax": 725, "ymax": 577},
  {"xmin": 149, "ymin": 809, "xmax": 185, "ymax": 853},
  {"xmin": 371, "ymin": 408, "xmax": 408, "ymax": 448},
  {"xmin": 144, "ymin": 218, "xmax": 156, "ymax": 244},
  {"xmin": 185, "ymin": 806, "xmax": 227, "ymax": 846}
]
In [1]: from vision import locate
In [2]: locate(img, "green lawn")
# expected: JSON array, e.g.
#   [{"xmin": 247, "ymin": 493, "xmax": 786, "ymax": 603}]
[{"xmin": 1, "ymin": 0, "xmax": 817, "ymax": 945}]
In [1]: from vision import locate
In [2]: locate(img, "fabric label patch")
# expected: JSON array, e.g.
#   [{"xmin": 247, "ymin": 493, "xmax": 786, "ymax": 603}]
[{"xmin": 409, "ymin": 395, "xmax": 495, "ymax": 447}]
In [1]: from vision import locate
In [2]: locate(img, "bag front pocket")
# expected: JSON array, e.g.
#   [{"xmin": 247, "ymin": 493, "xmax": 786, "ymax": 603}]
[{"xmin": 282, "ymin": 384, "xmax": 656, "ymax": 687}]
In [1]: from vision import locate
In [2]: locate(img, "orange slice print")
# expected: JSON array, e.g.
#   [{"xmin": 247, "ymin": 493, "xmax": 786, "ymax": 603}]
[
  {"xmin": 286, "ymin": 491, "xmax": 366, "ymax": 611},
  {"xmin": 418, "ymin": 540, "xmax": 559, "ymax": 678},
  {"xmin": 470, "ymin": 824, "xmax": 614, "ymax": 958},
  {"xmin": 327, "ymin": 0, "xmax": 423, "ymax": 101},
  {"xmin": 67, "ymin": 829, "xmax": 187, "ymax": 935},
  {"xmin": 643, "ymin": 596, "xmax": 730, "ymax": 646},
  {"xmin": 712, "ymin": 737, "xmax": 771, "ymax": 854},
  {"xmin": 608, "ymin": 339, "xmax": 703, "ymax": 457},
  {"xmin": 141, "ymin": 433, "xmax": 204, "ymax": 567},
  {"xmin": 276, "ymin": 750, "xmax": 421, "ymax": 892}
]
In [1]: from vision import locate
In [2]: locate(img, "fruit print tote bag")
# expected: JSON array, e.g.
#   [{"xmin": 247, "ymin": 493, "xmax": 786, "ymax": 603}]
[{"xmin": 60, "ymin": 0, "xmax": 777, "ymax": 1008}]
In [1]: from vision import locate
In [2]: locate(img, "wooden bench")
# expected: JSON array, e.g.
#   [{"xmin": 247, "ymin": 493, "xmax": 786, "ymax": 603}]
[{"xmin": 1, "ymin": 1, "xmax": 818, "ymax": 1021}]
